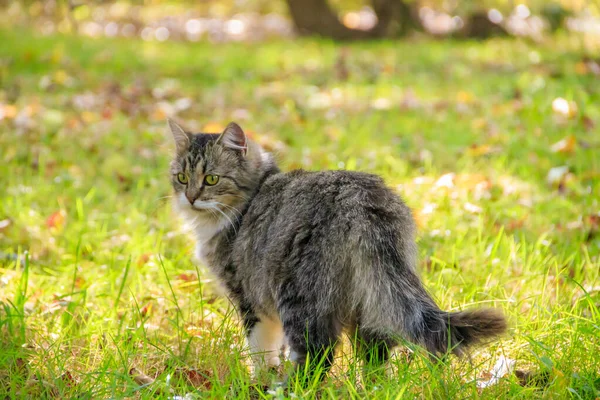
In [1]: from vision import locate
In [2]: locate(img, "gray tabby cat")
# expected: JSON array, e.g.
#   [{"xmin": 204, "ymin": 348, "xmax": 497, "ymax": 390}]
[{"xmin": 168, "ymin": 119, "xmax": 506, "ymax": 382}]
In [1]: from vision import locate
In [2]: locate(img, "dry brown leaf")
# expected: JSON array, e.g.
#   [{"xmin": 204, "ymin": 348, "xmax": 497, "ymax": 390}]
[
  {"xmin": 505, "ymin": 216, "xmax": 527, "ymax": 231},
  {"xmin": 515, "ymin": 369, "xmax": 551, "ymax": 387},
  {"xmin": 59, "ymin": 371, "xmax": 77, "ymax": 388},
  {"xmin": 175, "ymin": 367, "xmax": 212, "ymax": 389},
  {"xmin": 466, "ymin": 144, "xmax": 499, "ymax": 157},
  {"xmin": 582, "ymin": 115, "xmax": 595, "ymax": 131},
  {"xmin": 140, "ymin": 303, "xmax": 152, "ymax": 318},
  {"xmin": 129, "ymin": 367, "xmax": 154, "ymax": 386}
]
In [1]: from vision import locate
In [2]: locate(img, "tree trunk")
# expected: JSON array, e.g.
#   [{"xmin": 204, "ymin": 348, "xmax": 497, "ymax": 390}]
[
  {"xmin": 459, "ymin": 11, "xmax": 508, "ymax": 39},
  {"xmin": 285, "ymin": 0, "xmax": 416, "ymax": 40}
]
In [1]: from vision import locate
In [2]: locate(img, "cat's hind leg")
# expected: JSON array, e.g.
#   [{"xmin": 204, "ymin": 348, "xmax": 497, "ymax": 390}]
[
  {"xmin": 245, "ymin": 315, "xmax": 285, "ymax": 377},
  {"xmin": 354, "ymin": 328, "xmax": 397, "ymax": 377},
  {"xmin": 278, "ymin": 297, "xmax": 341, "ymax": 385}
]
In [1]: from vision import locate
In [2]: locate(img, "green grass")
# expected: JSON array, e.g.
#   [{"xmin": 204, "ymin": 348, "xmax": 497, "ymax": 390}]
[{"xmin": 0, "ymin": 27, "xmax": 599, "ymax": 398}]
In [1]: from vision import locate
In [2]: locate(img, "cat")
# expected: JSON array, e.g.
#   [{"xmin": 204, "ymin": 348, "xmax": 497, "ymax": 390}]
[{"xmin": 167, "ymin": 119, "xmax": 507, "ymax": 382}]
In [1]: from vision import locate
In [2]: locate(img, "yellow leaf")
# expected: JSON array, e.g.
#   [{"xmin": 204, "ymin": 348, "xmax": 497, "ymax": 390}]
[
  {"xmin": 46, "ymin": 210, "xmax": 67, "ymax": 230},
  {"xmin": 550, "ymin": 135, "xmax": 576, "ymax": 153},
  {"xmin": 467, "ymin": 144, "xmax": 493, "ymax": 157},
  {"xmin": 0, "ymin": 104, "xmax": 18, "ymax": 119},
  {"xmin": 81, "ymin": 111, "xmax": 97, "ymax": 124},
  {"xmin": 150, "ymin": 108, "xmax": 167, "ymax": 122},
  {"xmin": 456, "ymin": 91, "xmax": 474, "ymax": 104},
  {"xmin": 471, "ymin": 118, "xmax": 487, "ymax": 130},
  {"xmin": 202, "ymin": 122, "xmax": 225, "ymax": 132},
  {"xmin": 53, "ymin": 70, "xmax": 69, "ymax": 85},
  {"xmin": 575, "ymin": 61, "xmax": 588, "ymax": 75}
]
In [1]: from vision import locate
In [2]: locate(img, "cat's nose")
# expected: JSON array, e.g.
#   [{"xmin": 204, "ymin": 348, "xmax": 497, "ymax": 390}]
[{"xmin": 185, "ymin": 193, "xmax": 197, "ymax": 205}]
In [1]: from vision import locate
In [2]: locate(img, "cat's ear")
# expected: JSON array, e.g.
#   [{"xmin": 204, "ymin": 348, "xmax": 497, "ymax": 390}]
[
  {"xmin": 167, "ymin": 119, "xmax": 191, "ymax": 154},
  {"xmin": 217, "ymin": 122, "xmax": 247, "ymax": 156}
]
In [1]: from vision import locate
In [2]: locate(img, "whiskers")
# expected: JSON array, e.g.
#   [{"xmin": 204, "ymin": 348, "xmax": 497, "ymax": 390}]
[
  {"xmin": 208, "ymin": 201, "xmax": 242, "ymax": 237},
  {"xmin": 179, "ymin": 200, "xmax": 244, "ymax": 239}
]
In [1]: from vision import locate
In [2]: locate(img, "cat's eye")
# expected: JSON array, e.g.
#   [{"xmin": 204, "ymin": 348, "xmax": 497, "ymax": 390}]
[
  {"xmin": 204, "ymin": 175, "xmax": 219, "ymax": 186},
  {"xmin": 177, "ymin": 173, "xmax": 188, "ymax": 184}
]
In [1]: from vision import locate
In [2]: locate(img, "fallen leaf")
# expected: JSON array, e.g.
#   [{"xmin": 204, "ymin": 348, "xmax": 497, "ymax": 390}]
[
  {"xmin": 140, "ymin": 303, "xmax": 152, "ymax": 318},
  {"xmin": 575, "ymin": 61, "xmax": 588, "ymax": 75},
  {"xmin": 435, "ymin": 173, "xmax": 455, "ymax": 189},
  {"xmin": 101, "ymin": 107, "xmax": 113, "ymax": 120},
  {"xmin": 546, "ymin": 165, "xmax": 569, "ymax": 185},
  {"xmin": 42, "ymin": 296, "xmax": 74, "ymax": 315},
  {"xmin": 552, "ymin": 97, "xmax": 578, "ymax": 118},
  {"xmin": 515, "ymin": 369, "xmax": 551, "ymax": 387},
  {"xmin": 129, "ymin": 367, "xmax": 154, "ymax": 386},
  {"xmin": 137, "ymin": 253, "xmax": 151, "ymax": 267},
  {"xmin": 177, "ymin": 273, "xmax": 197, "ymax": 282},
  {"xmin": 464, "ymin": 202, "xmax": 483, "ymax": 214},
  {"xmin": 46, "ymin": 210, "xmax": 67, "ymax": 229},
  {"xmin": 477, "ymin": 355, "xmax": 516, "ymax": 388},
  {"xmin": 203, "ymin": 122, "xmax": 225, "ymax": 132},
  {"xmin": 175, "ymin": 367, "xmax": 212, "ymax": 389},
  {"xmin": 581, "ymin": 115, "xmax": 595, "ymax": 131},
  {"xmin": 505, "ymin": 216, "xmax": 527, "ymax": 231},
  {"xmin": 400, "ymin": 89, "xmax": 420, "ymax": 110},
  {"xmin": 0, "ymin": 218, "xmax": 11, "ymax": 231},
  {"xmin": 457, "ymin": 91, "xmax": 475, "ymax": 104},
  {"xmin": 371, "ymin": 98, "xmax": 391, "ymax": 110},
  {"xmin": 59, "ymin": 371, "xmax": 77, "ymax": 388},
  {"xmin": 53, "ymin": 70, "xmax": 70, "ymax": 85},
  {"xmin": 0, "ymin": 104, "xmax": 18, "ymax": 120},
  {"xmin": 466, "ymin": 144, "xmax": 500, "ymax": 157},
  {"xmin": 585, "ymin": 213, "xmax": 600, "ymax": 242},
  {"xmin": 74, "ymin": 276, "xmax": 87, "ymax": 289},
  {"xmin": 550, "ymin": 135, "xmax": 576, "ymax": 153},
  {"xmin": 587, "ymin": 214, "xmax": 600, "ymax": 229}
]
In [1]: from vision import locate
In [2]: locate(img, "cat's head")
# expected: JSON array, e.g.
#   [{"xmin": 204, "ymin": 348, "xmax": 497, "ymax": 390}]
[{"xmin": 168, "ymin": 119, "xmax": 274, "ymax": 221}]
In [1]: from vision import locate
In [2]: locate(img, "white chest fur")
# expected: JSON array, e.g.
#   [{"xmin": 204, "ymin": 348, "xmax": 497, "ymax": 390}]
[
  {"xmin": 193, "ymin": 218, "xmax": 227, "ymax": 265},
  {"xmin": 175, "ymin": 192, "xmax": 229, "ymax": 266}
]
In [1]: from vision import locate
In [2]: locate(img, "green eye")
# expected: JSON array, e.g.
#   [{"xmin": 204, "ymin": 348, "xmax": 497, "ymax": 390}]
[
  {"xmin": 204, "ymin": 175, "xmax": 219, "ymax": 186},
  {"xmin": 177, "ymin": 173, "xmax": 188, "ymax": 184}
]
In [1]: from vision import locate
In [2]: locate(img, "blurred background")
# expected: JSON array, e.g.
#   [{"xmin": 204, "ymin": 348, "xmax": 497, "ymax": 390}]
[
  {"xmin": 0, "ymin": 0, "xmax": 599, "ymax": 398},
  {"xmin": 3, "ymin": 0, "xmax": 600, "ymax": 42}
]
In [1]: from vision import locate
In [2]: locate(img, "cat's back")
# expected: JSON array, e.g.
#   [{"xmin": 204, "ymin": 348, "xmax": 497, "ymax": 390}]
[
  {"xmin": 247, "ymin": 169, "xmax": 414, "ymax": 229},
  {"xmin": 235, "ymin": 169, "xmax": 417, "ymax": 304}
]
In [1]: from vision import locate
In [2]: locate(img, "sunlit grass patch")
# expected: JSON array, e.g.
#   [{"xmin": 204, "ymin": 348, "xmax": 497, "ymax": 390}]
[{"xmin": 0, "ymin": 27, "xmax": 599, "ymax": 398}]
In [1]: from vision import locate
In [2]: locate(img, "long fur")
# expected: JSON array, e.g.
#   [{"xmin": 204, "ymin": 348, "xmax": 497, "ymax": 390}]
[{"xmin": 168, "ymin": 120, "xmax": 507, "ymax": 380}]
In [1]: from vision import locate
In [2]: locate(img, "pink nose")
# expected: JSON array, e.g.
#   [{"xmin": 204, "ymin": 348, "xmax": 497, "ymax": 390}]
[{"xmin": 186, "ymin": 194, "xmax": 197, "ymax": 204}]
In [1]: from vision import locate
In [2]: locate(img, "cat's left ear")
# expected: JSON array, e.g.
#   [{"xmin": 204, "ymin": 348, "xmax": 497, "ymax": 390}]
[
  {"xmin": 167, "ymin": 119, "xmax": 191, "ymax": 155},
  {"xmin": 217, "ymin": 122, "xmax": 247, "ymax": 156}
]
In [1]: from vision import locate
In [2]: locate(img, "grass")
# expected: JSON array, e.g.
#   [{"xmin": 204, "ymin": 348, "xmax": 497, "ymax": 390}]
[{"xmin": 0, "ymin": 26, "xmax": 599, "ymax": 399}]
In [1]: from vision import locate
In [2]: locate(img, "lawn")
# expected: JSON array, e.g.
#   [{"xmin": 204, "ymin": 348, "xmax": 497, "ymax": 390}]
[{"xmin": 0, "ymin": 27, "xmax": 599, "ymax": 398}]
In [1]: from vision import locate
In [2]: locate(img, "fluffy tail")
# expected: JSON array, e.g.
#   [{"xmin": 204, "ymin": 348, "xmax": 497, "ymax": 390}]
[{"xmin": 414, "ymin": 306, "xmax": 507, "ymax": 357}]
